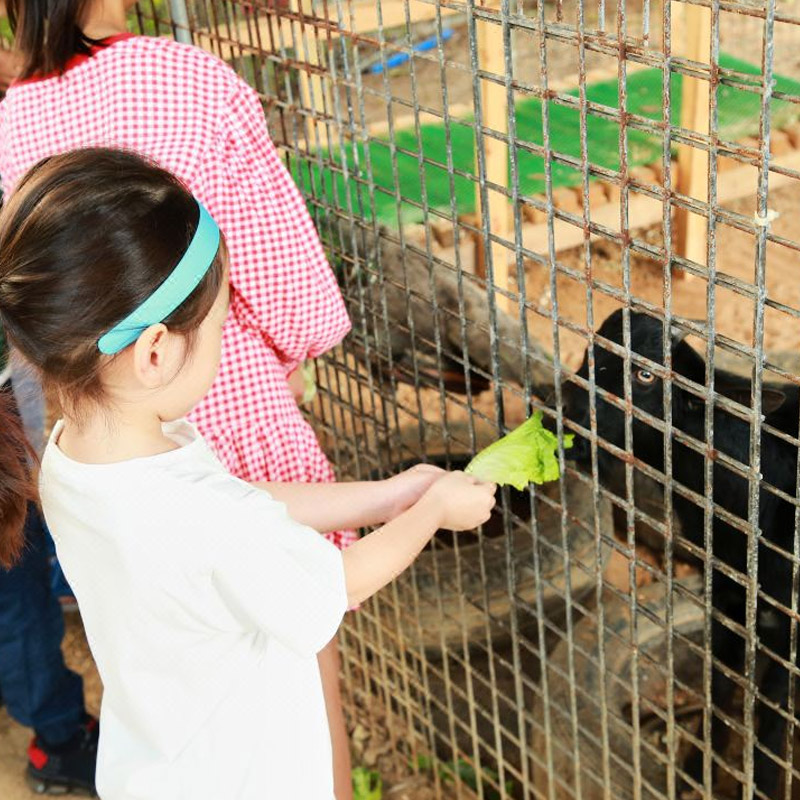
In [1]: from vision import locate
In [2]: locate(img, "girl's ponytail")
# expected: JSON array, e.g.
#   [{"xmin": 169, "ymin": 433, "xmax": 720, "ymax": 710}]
[
  {"xmin": 0, "ymin": 387, "xmax": 35, "ymax": 568},
  {"xmin": 7, "ymin": 0, "xmax": 93, "ymax": 80},
  {"xmin": 0, "ymin": 148, "xmax": 225, "ymax": 567}
]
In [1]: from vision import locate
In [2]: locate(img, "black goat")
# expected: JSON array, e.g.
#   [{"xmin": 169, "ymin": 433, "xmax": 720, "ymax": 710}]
[{"xmin": 564, "ymin": 308, "xmax": 800, "ymax": 800}]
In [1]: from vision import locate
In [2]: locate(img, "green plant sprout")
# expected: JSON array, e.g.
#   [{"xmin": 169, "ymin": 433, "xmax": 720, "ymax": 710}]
[
  {"xmin": 415, "ymin": 754, "xmax": 514, "ymax": 800},
  {"xmin": 352, "ymin": 766, "xmax": 382, "ymax": 800},
  {"xmin": 465, "ymin": 410, "xmax": 573, "ymax": 490}
]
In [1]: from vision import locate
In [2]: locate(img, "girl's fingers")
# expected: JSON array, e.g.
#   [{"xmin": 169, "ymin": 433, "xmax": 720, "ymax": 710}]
[
  {"xmin": 461, "ymin": 473, "xmax": 496, "ymax": 492},
  {"xmin": 469, "ymin": 476, "xmax": 497, "ymax": 494}
]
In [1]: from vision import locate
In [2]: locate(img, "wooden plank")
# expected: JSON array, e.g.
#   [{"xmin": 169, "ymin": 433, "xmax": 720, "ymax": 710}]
[
  {"xmin": 515, "ymin": 150, "xmax": 800, "ymax": 258},
  {"xmin": 193, "ymin": 0, "xmax": 461, "ymax": 61},
  {"xmin": 193, "ymin": 0, "xmax": 461, "ymax": 151},
  {"xmin": 290, "ymin": 0, "xmax": 335, "ymax": 152},
  {"xmin": 474, "ymin": 3, "xmax": 511, "ymax": 311},
  {"xmin": 674, "ymin": 2, "xmax": 712, "ymax": 276},
  {"xmin": 329, "ymin": 0, "xmax": 460, "ymax": 36}
]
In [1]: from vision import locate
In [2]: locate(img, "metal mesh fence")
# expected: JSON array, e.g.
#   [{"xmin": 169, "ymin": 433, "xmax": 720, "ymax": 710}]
[{"xmin": 134, "ymin": 1, "xmax": 800, "ymax": 797}]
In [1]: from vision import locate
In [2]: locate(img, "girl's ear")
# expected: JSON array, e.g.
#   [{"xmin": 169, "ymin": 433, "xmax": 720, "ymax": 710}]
[{"xmin": 131, "ymin": 323, "xmax": 170, "ymax": 389}]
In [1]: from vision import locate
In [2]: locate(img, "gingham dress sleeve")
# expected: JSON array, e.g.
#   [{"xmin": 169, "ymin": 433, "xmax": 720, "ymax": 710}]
[{"xmin": 196, "ymin": 81, "xmax": 351, "ymax": 369}]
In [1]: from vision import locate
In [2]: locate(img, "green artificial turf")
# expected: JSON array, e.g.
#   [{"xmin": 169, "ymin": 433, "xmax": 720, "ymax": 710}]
[{"xmin": 294, "ymin": 52, "xmax": 800, "ymax": 226}]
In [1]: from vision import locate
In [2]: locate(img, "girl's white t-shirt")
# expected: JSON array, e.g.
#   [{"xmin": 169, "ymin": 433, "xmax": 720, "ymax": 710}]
[{"xmin": 40, "ymin": 420, "xmax": 347, "ymax": 800}]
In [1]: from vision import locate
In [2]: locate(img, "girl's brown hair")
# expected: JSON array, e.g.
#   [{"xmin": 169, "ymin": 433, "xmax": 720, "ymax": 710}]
[
  {"xmin": 0, "ymin": 391, "xmax": 35, "ymax": 567},
  {"xmin": 0, "ymin": 147, "xmax": 225, "ymax": 567},
  {"xmin": 6, "ymin": 0, "xmax": 96, "ymax": 80}
]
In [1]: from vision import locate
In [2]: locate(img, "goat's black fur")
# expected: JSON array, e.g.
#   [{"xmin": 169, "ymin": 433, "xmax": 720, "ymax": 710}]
[{"xmin": 565, "ymin": 308, "xmax": 800, "ymax": 799}]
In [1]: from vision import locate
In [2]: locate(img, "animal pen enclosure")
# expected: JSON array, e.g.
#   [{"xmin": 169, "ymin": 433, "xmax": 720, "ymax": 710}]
[{"xmin": 136, "ymin": 0, "xmax": 800, "ymax": 798}]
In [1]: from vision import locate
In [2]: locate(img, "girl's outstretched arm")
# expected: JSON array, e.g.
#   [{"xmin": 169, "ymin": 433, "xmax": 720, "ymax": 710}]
[
  {"xmin": 257, "ymin": 470, "xmax": 496, "ymax": 606},
  {"xmin": 340, "ymin": 472, "xmax": 496, "ymax": 607},
  {"xmin": 253, "ymin": 465, "xmax": 444, "ymax": 532}
]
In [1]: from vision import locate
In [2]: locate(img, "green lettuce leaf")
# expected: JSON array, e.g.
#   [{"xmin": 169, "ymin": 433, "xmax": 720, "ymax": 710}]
[
  {"xmin": 465, "ymin": 411, "xmax": 573, "ymax": 489},
  {"xmin": 351, "ymin": 767, "xmax": 382, "ymax": 800}
]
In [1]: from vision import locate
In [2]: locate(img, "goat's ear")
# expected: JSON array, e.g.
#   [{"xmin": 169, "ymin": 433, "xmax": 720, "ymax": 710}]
[
  {"xmin": 717, "ymin": 385, "xmax": 787, "ymax": 414},
  {"xmin": 761, "ymin": 388, "xmax": 787, "ymax": 414},
  {"xmin": 670, "ymin": 319, "xmax": 705, "ymax": 346},
  {"xmin": 669, "ymin": 324, "xmax": 690, "ymax": 345}
]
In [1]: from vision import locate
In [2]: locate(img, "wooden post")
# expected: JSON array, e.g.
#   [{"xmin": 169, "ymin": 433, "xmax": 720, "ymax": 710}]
[
  {"xmin": 291, "ymin": 0, "xmax": 334, "ymax": 152},
  {"xmin": 674, "ymin": 1, "xmax": 712, "ymax": 276},
  {"xmin": 475, "ymin": 3, "xmax": 512, "ymax": 311}
]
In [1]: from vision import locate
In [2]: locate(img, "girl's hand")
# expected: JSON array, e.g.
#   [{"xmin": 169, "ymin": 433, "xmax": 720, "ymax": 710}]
[
  {"xmin": 287, "ymin": 366, "xmax": 305, "ymax": 402},
  {"xmin": 287, "ymin": 362, "xmax": 316, "ymax": 406},
  {"xmin": 0, "ymin": 51, "xmax": 21, "ymax": 93},
  {"xmin": 341, "ymin": 471, "xmax": 496, "ymax": 607},
  {"xmin": 420, "ymin": 471, "xmax": 496, "ymax": 531},
  {"xmin": 383, "ymin": 464, "xmax": 446, "ymax": 520}
]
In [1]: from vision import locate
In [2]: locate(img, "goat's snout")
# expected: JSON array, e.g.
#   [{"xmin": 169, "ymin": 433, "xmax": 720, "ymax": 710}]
[
  {"xmin": 567, "ymin": 429, "xmax": 591, "ymax": 462},
  {"xmin": 560, "ymin": 380, "xmax": 592, "ymax": 464}
]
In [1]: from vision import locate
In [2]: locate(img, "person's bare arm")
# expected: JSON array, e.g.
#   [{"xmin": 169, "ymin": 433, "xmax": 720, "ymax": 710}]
[
  {"xmin": 0, "ymin": 49, "xmax": 21, "ymax": 91},
  {"xmin": 340, "ymin": 472, "xmax": 496, "ymax": 607},
  {"xmin": 286, "ymin": 366, "xmax": 305, "ymax": 402},
  {"xmin": 253, "ymin": 465, "xmax": 444, "ymax": 532}
]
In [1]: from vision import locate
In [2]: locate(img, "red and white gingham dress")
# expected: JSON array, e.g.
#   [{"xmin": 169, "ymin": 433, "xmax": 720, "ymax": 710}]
[{"xmin": 0, "ymin": 33, "xmax": 355, "ymax": 548}]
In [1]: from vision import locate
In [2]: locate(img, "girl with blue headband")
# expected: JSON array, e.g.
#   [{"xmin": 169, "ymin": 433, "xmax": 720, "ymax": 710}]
[
  {"xmin": 0, "ymin": 2, "xmax": 357, "ymax": 788},
  {"xmin": 0, "ymin": 147, "xmax": 496, "ymax": 800}
]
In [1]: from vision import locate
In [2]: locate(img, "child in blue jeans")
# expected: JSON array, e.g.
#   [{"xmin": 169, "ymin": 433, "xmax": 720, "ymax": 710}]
[{"xmin": 0, "ymin": 383, "xmax": 98, "ymax": 794}]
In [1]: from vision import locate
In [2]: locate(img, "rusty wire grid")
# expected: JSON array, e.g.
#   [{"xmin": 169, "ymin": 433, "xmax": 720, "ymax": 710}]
[{"xmin": 132, "ymin": 1, "xmax": 800, "ymax": 798}]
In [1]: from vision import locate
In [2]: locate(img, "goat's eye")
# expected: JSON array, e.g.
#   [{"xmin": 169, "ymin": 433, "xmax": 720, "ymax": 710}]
[{"xmin": 635, "ymin": 369, "xmax": 656, "ymax": 385}]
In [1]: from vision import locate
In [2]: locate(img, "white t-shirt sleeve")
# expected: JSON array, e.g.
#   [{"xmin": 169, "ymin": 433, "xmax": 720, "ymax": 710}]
[{"xmin": 205, "ymin": 483, "xmax": 348, "ymax": 659}]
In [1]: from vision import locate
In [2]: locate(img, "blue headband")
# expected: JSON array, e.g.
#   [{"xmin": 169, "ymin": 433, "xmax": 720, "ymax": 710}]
[{"xmin": 97, "ymin": 202, "xmax": 220, "ymax": 355}]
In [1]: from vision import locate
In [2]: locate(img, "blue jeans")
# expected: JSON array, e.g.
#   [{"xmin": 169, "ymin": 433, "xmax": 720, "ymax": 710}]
[{"xmin": 0, "ymin": 386, "xmax": 85, "ymax": 745}]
